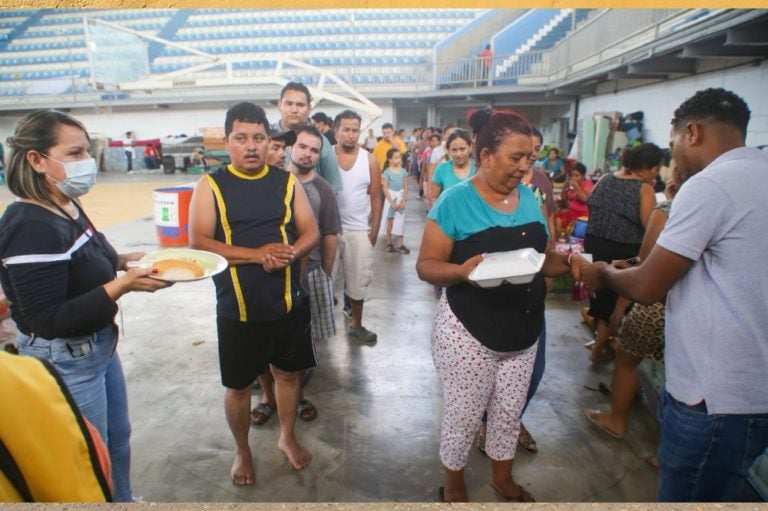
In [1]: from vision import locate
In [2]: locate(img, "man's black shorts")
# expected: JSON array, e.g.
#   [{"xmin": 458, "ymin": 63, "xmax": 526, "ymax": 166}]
[{"xmin": 217, "ymin": 299, "xmax": 316, "ymax": 389}]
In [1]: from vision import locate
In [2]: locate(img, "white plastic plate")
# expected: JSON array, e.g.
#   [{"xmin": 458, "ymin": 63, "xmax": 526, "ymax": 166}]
[
  {"xmin": 468, "ymin": 248, "xmax": 545, "ymax": 288},
  {"xmin": 139, "ymin": 248, "xmax": 228, "ymax": 282}
]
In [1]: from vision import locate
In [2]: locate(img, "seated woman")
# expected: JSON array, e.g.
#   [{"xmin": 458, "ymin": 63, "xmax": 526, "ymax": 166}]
[
  {"xmin": 554, "ymin": 162, "xmax": 593, "ymax": 237},
  {"xmin": 143, "ymin": 143, "xmax": 161, "ymax": 169},
  {"xmin": 542, "ymin": 148, "xmax": 566, "ymax": 182}
]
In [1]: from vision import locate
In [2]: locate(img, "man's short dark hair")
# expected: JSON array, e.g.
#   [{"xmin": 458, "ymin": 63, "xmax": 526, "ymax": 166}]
[
  {"xmin": 294, "ymin": 125, "xmax": 324, "ymax": 149},
  {"xmin": 311, "ymin": 112, "xmax": 330, "ymax": 125},
  {"xmin": 334, "ymin": 109, "xmax": 362, "ymax": 128},
  {"xmin": 671, "ymin": 88, "xmax": 750, "ymax": 138},
  {"xmin": 382, "ymin": 122, "xmax": 394, "ymax": 131},
  {"xmin": 280, "ymin": 82, "xmax": 311, "ymax": 104},
  {"xmin": 225, "ymin": 102, "xmax": 269, "ymax": 137}
]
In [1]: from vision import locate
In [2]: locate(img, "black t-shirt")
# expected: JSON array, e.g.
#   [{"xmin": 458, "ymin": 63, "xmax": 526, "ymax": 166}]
[
  {"xmin": 323, "ymin": 129, "xmax": 337, "ymax": 146},
  {"xmin": 0, "ymin": 202, "xmax": 118, "ymax": 339},
  {"xmin": 429, "ymin": 181, "xmax": 548, "ymax": 352},
  {"xmin": 447, "ymin": 224, "xmax": 548, "ymax": 353}
]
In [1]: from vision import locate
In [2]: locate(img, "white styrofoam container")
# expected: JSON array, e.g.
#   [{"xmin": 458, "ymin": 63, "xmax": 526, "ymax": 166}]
[{"xmin": 468, "ymin": 248, "xmax": 545, "ymax": 288}]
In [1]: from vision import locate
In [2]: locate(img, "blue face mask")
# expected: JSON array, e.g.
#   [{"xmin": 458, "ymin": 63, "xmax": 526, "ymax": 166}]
[{"xmin": 43, "ymin": 155, "xmax": 97, "ymax": 198}]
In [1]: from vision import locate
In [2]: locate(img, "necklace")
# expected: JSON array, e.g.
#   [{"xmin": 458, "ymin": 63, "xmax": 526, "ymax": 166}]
[{"xmin": 502, "ymin": 190, "xmax": 517, "ymax": 205}]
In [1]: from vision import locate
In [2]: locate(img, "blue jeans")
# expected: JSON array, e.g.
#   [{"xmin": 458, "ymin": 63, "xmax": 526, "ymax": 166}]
[
  {"xmin": 17, "ymin": 325, "xmax": 133, "ymax": 502},
  {"xmin": 125, "ymin": 150, "xmax": 133, "ymax": 171},
  {"xmin": 658, "ymin": 388, "xmax": 768, "ymax": 502}
]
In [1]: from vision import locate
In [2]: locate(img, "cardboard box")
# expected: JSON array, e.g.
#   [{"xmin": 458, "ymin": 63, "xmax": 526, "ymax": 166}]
[
  {"xmin": 200, "ymin": 127, "xmax": 225, "ymax": 139},
  {"xmin": 203, "ymin": 138, "xmax": 226, "ymax": 151}
]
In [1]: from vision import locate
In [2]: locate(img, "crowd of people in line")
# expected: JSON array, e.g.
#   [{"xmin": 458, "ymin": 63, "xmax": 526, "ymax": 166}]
[{"xmin": 0, "ymin": 85, "xmax": 766, "ymax": 504}]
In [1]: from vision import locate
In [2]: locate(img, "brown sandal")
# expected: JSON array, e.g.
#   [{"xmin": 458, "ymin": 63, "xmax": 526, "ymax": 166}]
[
  {"xmin": 476, "ymin": 424, "xmax": 487, "ymax": 455},
  {"xmin": 518, "ymin": 423, "xmax": 538, "ymax": 453}
]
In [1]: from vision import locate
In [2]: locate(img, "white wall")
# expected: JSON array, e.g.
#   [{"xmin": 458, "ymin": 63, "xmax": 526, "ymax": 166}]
[
  {"xmin": 579, "ymin": 61, "xmax": 768, "ymax": 148},
  {"xmin": 394, "ymin": 104, "xmax": 428, "ymax": 134},
  {"xmin": 0, "ymin": 107, "xmax": 235, "ymax": 147},
  {"xmin": 538, "ymin": 103, "xmax": 572, "ymax": 148},
  {"xmin": 78, "ymin": 107, "xmax": 227, "ymax": 140},
  {"xmin": 0, "ymin": 102, "xmax": 397, "ymax": 149}
]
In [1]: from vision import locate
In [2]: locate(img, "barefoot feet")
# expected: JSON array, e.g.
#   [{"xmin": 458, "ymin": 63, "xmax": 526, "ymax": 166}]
[
  {"xmin": 231, "ymin": 448, "xmax": 255, "ymax": 486},
  {"xmin": 278, "ymin": 435, "xmax": 312, "ymax": 470}
]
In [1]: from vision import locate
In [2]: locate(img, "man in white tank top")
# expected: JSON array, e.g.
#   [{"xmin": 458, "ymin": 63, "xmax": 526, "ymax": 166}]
[{"xmin": 333, "ymin": 110, "xmax": 383, "ymax": 345}]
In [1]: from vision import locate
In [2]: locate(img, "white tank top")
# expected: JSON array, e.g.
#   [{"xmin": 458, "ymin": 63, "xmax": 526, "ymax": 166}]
[{"xmin": 337, "ymin": 149, "xmax": 371, "ymax": 231}]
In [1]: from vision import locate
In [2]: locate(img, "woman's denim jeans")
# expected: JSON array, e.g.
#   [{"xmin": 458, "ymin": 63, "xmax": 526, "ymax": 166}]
[
  {"xmin": 658, "ymin": 388, "xmax": 768, "ymax": 502},
  {"xmin": 17, "ymin": 325, "xmax": 133, "ymax": 502}
]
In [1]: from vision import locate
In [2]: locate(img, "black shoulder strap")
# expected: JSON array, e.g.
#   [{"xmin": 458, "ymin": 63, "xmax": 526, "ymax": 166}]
[{"xmin": 0, "ymin": 438, "xmax": 33, "ymax": 502}]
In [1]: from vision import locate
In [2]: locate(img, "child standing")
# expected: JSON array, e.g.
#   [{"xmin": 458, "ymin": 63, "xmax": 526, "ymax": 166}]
[{"xmin": 382, "ymin": 148, "xmax": 410, "ymax": 254}]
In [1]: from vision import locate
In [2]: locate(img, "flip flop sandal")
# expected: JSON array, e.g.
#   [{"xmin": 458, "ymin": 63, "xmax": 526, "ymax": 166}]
[
  {"xmin": 250, "ymin": 403, "xmax": 275, "ymax": 426},
  {"xmin": 518, "ymin": 425, "xmax": 538, "ymax": 453},
  {"xmin": 491, "ymin": 484, "xmax": 535, "ymax": 503},
  {"xmin": 583, "ymin": 408, "xmax": 625, "ymax": 439},
  {"xmin": 297, "ymin": 399, "xmax": 318, "ymax": 422},
  {"xmin": 583, "ymin": 382, "xmax": 612, "ymax": 395},
  {"xmin": 438, "ymin": 486, "xmax": 468, "ymax": 503}
]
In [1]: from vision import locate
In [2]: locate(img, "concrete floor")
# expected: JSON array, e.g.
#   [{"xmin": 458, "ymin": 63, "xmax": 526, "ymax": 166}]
[{"xmin": 2, "ymin": 171, "xmax": 660, "ymax": 503}]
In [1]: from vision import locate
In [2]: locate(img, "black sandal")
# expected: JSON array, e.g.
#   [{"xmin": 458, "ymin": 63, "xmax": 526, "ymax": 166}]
[{"xmin": 297, "ymin": 399, "xmax": 317, "ymax": 421}]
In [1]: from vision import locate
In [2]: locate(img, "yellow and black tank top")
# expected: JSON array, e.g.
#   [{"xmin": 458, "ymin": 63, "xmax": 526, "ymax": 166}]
[{"xmin": 207, "ymin": 164, "xmax": 303, "ymax": 322}]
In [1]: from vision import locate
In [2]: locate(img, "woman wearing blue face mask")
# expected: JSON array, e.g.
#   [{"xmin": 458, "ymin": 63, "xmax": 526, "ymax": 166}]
[{"xmin": 0, "ymin": 110, "xmax": 172, "ymax": 502}]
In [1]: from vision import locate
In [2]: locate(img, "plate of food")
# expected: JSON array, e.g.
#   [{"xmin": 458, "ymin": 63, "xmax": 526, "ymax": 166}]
[
  {"xmin": 135, "ymin": 248, "xmax": 228, "ymax": 282},
  {"xmin": 468, "ymin": 248, "xmax": 545, "ymax": 288}
]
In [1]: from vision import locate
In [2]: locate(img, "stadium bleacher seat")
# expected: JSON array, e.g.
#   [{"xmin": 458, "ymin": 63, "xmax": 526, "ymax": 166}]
[{"xmin": 0, "ymin": 7, "xmax": 487, "ymax": 98}]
